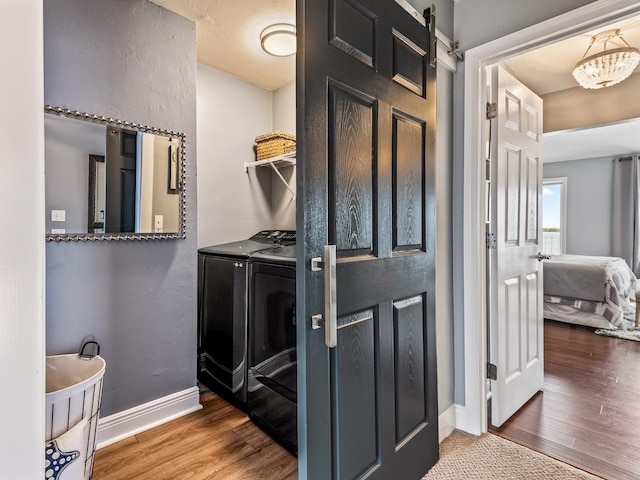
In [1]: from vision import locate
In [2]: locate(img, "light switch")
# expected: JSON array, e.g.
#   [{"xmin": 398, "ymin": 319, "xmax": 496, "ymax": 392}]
[
  {"xmin": 51, "ymin": 228, "xmax": 66, "ymax": 234},
  {"xmin": 51, "ymin": 210, "xmax": 66, "ymax": 222}
]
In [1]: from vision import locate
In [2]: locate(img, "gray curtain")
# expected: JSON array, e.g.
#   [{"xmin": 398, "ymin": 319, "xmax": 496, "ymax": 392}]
[{"xmin": 612, "ymin": 154, "xmax": 640, "ymax": 276}]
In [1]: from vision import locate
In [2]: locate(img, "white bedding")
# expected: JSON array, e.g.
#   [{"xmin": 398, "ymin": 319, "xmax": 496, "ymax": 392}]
[
  {"xmin": 543, "ymin": 254, "xmax": 637, "ymax": 330},
  {"xmin": 544, "ymin": 302, "xmax": 619, "ymax": 330}
]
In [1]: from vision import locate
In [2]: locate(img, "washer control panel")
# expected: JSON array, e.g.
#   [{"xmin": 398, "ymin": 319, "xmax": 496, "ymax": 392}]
[{"xmin": 251, "ymin": 230, "xmax": 296, "ymax": 244}]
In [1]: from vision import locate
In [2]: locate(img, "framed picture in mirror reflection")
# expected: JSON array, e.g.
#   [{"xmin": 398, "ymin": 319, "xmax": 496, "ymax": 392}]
[
  {"xmin": 168, "ymin": 143, "xmax": 178, "ymax": 194},
  {"xmin": 88, "ymin": 154, "xmax": 105, "ymax": 233}
]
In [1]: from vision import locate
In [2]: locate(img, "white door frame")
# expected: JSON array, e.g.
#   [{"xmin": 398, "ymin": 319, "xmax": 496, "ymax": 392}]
[
  {"xmin": 1, "ymin": 1, "xmax": 46, "ymax": 477},
  {"xmin": 459, "ymin": 0, "xmax": 640, "ymax": 435}
]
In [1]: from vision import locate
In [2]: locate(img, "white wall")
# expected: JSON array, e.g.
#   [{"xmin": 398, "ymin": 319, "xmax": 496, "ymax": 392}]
[
  {"xmin": 0, "ymin": 1, "xmax": 45, "ymax": 478},
  {"xmin": 197, "ymin": 64, "xmax": 274, "ymax": 248},
  {"xmin": 197, "ymin": 69, "xmax": 298, "ymax": 246},
  {"xmin": 544, "ymin": 156, "xmax": 615, "ymax": 256},
  {"xmin": 272, "ymin": 81, "xmax": 296, "ymax": 230}
]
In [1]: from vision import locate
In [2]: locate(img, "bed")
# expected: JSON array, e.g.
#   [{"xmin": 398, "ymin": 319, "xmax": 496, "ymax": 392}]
[{"xmin": 543, "ymin": 254, "xmax": 637, "ymax": 330}]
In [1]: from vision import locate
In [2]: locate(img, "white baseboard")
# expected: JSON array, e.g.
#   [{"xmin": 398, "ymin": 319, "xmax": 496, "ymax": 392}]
[
  {"xmin": 438, "ymin": 404, "xmax": 457, "ymax": 442},
  {"xmin": 96, "ymin": 392, "xmax": 462, "ymax": 450},
  {"xmin": 96, "ymin": 386, "xmax": 202, "ymax": 450}
]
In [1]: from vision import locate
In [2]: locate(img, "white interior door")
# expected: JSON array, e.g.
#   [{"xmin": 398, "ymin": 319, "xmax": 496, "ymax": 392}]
[{"xmin": 489, "ymin": 65, "xmax": 544, "ymax": 427}]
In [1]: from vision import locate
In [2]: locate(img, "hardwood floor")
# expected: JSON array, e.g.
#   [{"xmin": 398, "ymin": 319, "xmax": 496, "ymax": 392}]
[
  {"xmin": 491, "ymin": 320, "xmax": 640, "ymax": 480},
  {"xmin": 94, "ymin": 321, "xmax": 640, "ymax": 479},
  {"xmin": 93, "ymin": 393, "xmax": 297, "ymax": 480}
]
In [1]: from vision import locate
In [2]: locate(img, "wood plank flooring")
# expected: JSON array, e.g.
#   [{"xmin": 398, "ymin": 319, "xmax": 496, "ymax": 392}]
[
  {"xmin": 94, "ymin": 320, "xmax": 640, "ymax": 480},
  {"xmin": 93, "ymin": 393, "xmax": 297, "ymax": 480},
  {"xmin": 491, "ymin": 320, "xmax": 640, "ymax": 480}
]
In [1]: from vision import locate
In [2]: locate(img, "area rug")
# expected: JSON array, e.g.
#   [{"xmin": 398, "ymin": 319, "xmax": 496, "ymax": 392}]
[
  {"xmin": 595, "ymin": 313, "xmax": 640, "ymax": 341},
  {"xmin": 594, "ymin": 326, "xmax": 640, "ymax": 341},
  {"xmin": 422, "ymin": 431, "xmax": 602, "ymax": 479}
]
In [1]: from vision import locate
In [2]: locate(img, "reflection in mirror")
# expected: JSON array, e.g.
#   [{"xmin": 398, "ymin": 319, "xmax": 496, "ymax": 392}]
[
  {"xmin": 44, "ymin": 106, "xmax": 185, "ymax": 241},
  {"xmin": 88, "ymin": 154, "xmax": 105, "ymax": 231}
]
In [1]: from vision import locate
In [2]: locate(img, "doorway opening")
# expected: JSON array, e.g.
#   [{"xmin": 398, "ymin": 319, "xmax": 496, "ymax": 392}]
[
  {"xmin": 462, "ymin": 3, "xmax": 640, "ymax": 479},
  {"xmin": 462, "ymin": 0, "xmax": 640, "ymax": 431}
]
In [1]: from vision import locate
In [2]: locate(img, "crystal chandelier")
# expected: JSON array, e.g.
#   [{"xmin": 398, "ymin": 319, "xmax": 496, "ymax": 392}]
[{"xmin": 572, "ymin": 29, "xmax": 640, "ymax": 89}]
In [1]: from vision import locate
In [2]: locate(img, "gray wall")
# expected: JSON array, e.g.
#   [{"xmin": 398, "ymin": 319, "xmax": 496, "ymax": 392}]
[
  {"xmin": 436, "ymin": 65, "xmax": 455, "ymax": 413},
  {"xmin": 44, "ymin": 0, "xmax": 197, "ymax": 417},
  {"xmin": 544, "ymin": 157, "xmax": 615, "ymax": 256},
  {"xmin": 454, "ymin": 0, "xmax": 597, "ymax": 50}
]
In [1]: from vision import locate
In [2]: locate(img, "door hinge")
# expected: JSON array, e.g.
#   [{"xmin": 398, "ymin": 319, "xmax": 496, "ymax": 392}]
[
  {"xmin": 487, "ymin": 363, "xmax": 497, "ymax": 381},
  {"xmin": 486, "ymin": 232, "xmax": 496, "ymax": 249},
  {"xmin": 486, "ymin": 102, "xmax": 497, "ymax": 120}
]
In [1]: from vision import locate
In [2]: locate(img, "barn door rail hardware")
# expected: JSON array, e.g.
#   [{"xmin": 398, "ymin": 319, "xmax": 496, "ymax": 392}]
[{"xmin": 447, "ymin": 40, "xmax": 464, "ymax": 61}]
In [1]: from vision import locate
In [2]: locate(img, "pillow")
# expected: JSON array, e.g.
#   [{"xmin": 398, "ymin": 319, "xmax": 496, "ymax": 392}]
[{"xmin": 45, "ymin": 417, "xmax": 89, "ymax": 480}]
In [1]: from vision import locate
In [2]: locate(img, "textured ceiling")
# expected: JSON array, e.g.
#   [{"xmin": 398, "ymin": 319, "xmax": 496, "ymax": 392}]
[
  {"xmin": 150, "ymin": 0, "xmax": 295, "ymax": 91},
  {"xmin": 153, "ymin": 2, "xmax": 640, "ymax": 95},
  {"xmin": 150, "ymin": 1, "xmax": 640, "ymax": 161}
]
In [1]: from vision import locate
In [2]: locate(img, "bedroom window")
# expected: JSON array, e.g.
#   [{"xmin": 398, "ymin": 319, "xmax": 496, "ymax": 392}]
[{"xmin": 542, "ymin": 177, "xmax": 567, "ymax": 255}]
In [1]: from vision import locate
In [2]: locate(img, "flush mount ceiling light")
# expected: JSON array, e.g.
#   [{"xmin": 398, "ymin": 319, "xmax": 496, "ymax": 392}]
[
  {"xmin": 572, "ymin": 29, "xmax": 640, "ymax": 89},
  {"xmin": 260, "ymin": 23, "xmax": 296, "ymax": 57}
]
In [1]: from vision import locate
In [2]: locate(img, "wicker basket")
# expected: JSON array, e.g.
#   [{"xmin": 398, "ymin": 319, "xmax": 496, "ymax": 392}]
[{"xmin": 255, "ymin": 131, "xmax": 296, "ymax": 160}]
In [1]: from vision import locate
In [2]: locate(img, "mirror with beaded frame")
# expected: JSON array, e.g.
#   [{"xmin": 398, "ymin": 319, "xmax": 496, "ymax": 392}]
[{"xmin": 44, "ymin": 106, "xmax": 186, "ymax": 241}]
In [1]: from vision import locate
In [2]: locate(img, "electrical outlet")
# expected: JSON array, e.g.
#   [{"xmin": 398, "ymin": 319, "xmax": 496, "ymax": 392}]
[
  {"xmin": 51, "ymin": 210, "xmax": 66, "ymax": 222},
  {"xmin": 154, "ymin": 215, "xmax": 163, "ymax": 233}
]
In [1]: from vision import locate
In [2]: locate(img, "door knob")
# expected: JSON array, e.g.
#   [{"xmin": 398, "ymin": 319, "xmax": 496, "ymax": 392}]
[
  {"xmin": 324, "ymin": 245, "xmax": 337, "ymax": 348},
  {"xmin": 537, "ymin": 252, "xmax": 551, "ymax": 261},
  {"xmin": 310, "ymin": 245, "xmax": 337, "ymax": 348}
]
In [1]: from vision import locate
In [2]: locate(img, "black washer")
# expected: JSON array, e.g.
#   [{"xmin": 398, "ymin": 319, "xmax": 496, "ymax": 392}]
[
  {"xmin": 197, "ymin": 231, "xmax": 294, "ymax": 409},
  {"xmin": 248, "ymin": 245, "xmax": 297, "ymax": 454}
]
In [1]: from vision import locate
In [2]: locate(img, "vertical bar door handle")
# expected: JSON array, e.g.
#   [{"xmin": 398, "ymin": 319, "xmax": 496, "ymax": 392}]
[{"xmin": 324, "ymin": 245, "xmax": 337, "ymax": 348}]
